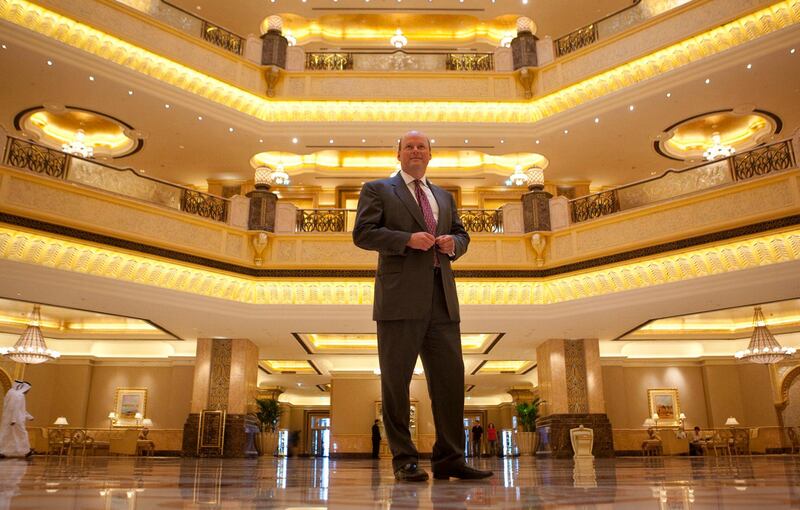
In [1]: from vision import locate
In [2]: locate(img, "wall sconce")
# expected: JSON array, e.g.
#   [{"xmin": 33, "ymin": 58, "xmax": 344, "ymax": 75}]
[
  {"xmin": 53, "ymin": 416, "xmax": 68, "ymax": 427},
  {"xmin": 108, "ymin": 412, "xmax": 117, "ymax": 428}
]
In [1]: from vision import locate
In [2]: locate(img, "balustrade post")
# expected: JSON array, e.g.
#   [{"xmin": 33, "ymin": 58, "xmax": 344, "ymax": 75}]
[
  {"xmin": 246, "ymin": 183, "xmax": 278, "ymax": 232},
  {"xmin": 260, "ymin": 16, "xmax": 288, "ymax": 97},
  {"xmin": 522, "ymin": 187, "xmax": 553, "ymax": 232}
]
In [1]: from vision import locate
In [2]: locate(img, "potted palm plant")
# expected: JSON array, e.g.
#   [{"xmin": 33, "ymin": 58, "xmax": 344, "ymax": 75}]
[
  {"xmin": 515, "ymin": 398, "xmax": 543, "ymax": 455},
  {"xmin": 255, "ymin": 398, "xmax": 283, "ymax": 456}
]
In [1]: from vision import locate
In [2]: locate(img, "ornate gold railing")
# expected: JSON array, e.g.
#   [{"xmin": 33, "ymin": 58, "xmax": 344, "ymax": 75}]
[
  {"xmin": 297, "ymin": 209, "xmax": 349, "ymax": 232},
  {"xmin": 570, "ymin": 140, "xmax": 797, "ymax": 224},
  {"xmin": 306, "ymin": 53, "xmax": 354, "ymax": 71},
  {"xmin": 2, "ymin": 136, "xmax": 229, "ymax": 223},
  {"xmin": 4, "ymin": 138, "xmax": 69, "ymax": 179},
  {"xmin": 555, "ymin": 24, "xmax": 599, "ymax": 57},
  {"xmin": 458, "ymin": 209, "xmax": 503, "ymax": 233},
  {"xmin": 445, "ymin": 53, "xmax": 494, "ymax": 71},
  {"xmin": 570, "ymin": 190, "xmax": 620, "ymax": 223},
  {"xmin": 201, "ymin": 21, "xmax": 243, "ymax": 55},
  {"xmin": 731, "ymin": 142, "xmax": 795, "ymax": 181}
]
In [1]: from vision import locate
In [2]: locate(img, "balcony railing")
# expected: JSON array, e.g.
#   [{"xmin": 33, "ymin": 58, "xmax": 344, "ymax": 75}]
[
  {"xmin": 555, "ymin": 0, "xmax": 694, "ymax": 58},
  {"xmin": 2, "ymin": 136, "xmax": 229, "ymax": 223},
  {"xmin": 304, "ymin": 51, "xmax": 495, "ymax": 72},
  {"xmin": 297, "ymin": 209, "xmax": 350, "ymax": 232},
  {"xmin": 570, "ymin": 140, "xmax": 796, "ymax": 224},
  {"xmin": 116, "ymin": 0, "xmax": 244, "ymax": 56},
  {"xmin": 296, "ymin": 208, "xmax": 503, "ymax": 233}
]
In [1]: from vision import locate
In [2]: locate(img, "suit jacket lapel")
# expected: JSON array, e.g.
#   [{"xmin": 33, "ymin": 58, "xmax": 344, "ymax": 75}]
[
  {"xmin": 430, "ymin": 183, "xmax": 450, "ymax": 236},
  {"xmin": 391, "ymin": 173, "xmax": 428, "ymax": 231}
]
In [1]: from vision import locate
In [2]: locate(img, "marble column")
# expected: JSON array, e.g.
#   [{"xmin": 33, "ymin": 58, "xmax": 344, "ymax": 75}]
[
  {"xmin": 535, "ymin": 338, "xmax": 614, "ymax": 458},
  {"xmin": 182, "ymin": 338, "xmax": 259, "ymax": 457}
]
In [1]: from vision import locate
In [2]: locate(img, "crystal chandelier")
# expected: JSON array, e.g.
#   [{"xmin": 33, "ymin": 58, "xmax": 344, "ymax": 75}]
[
  {"xmin": 1, "ymin": 305, "xmax": 61, "ymax": 364},
  {"xmin": 390, "ymin": 29, "xmax": 407, "ymax": 49},
  {"xmin": 734, "ymin": 306, "xmax": 796, "ymax": 364},
  {"xmin": 703, "ymin": 132, "xmax": 735, "ymax": 161},
  {"xmin": 61, "ymin": 129, "xmax": 94, "ymax": 158},
  {"xmin": 499, "ymin": 33, "xmax": 514, "ymax": 48},
  {"xmin": 508, "ymin": 165, "xmax": 528, "ymax": 186},
  {"xmin": 254, "ymin": 165, "xmax": 290, "ymax": 189},
  {"xmin": 508, "ymin": 166, "xmax": 545, "ymax": 190}
]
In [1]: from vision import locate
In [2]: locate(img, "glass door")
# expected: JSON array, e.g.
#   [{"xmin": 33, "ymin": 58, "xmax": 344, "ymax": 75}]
[{"xmin": 309, "ymin": 415, "xmax": 330, "ymax": 457}]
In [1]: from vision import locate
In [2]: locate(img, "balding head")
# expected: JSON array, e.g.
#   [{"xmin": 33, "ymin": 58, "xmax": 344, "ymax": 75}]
[
  {"xmin": 397, "ymin": 130, "xmax": 431, "ymax": 153},
  {"xmin": 397, "ymin": 130, "xmax": 432, "ymax": 179}
]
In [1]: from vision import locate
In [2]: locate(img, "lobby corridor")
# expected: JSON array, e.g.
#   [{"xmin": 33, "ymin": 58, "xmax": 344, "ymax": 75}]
[{"xmin": 1, "ymin": 455, "xmax": 799, "ymax": 509}]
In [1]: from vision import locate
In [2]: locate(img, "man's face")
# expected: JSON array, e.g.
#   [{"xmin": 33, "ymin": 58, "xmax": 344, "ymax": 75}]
[{"xmin": 397, "ymin": 134, "xmax": 431, "ymax": 175}]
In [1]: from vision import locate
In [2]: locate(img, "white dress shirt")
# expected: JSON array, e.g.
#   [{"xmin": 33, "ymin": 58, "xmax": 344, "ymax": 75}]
[{"xmin": 400, "ymin": 170, "xmax": 439, "ymax": 222}]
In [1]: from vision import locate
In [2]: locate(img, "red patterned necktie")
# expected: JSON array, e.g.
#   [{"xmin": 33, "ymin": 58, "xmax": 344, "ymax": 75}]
[{"xmin": 414, "ymin": 179, "xmax": 439, "ymax": 266}]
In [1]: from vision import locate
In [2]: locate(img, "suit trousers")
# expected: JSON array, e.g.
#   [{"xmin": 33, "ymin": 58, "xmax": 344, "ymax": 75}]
[{"xmin": 377, "ymin": 269, "xmax": 465, "ymax": 472}]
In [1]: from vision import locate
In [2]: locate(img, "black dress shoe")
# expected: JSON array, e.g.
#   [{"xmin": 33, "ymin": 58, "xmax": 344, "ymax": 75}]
[
  {"xmin": 394, "ymin": 463, "xmax": 429, "ymax": 482},
  {"xmin": 433, "ymin": 464, "xmax": 493, "ymax": 480}
]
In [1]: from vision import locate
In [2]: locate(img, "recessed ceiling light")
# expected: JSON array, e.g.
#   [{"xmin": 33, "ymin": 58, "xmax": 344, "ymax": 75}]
[
  {"xmin": 500, "ymin": 139, "xmax": 505, "ymax": 143},
  {"xmin": 89, "ymin": 76, "xmax": 95, "ymax": 81},
  {"xmin": 1, "ymin": 44, "xmax": 7, "ymax": 49},
  {"xmin": 430, "ymin": 139, "xmax": 436, "ymax": 144},
  {"xmin": 746, "ymin": 63, "xmax": 752, "ymax": 69},
  {"xmin": 563, "ymin": 129, "xmax": 569, "ymax": 134},
  {"xmin": 666, "ymin": 92, "xmax": 671, "ymax": 98},
  {"xmin": 535, "ymin": 139, "xmax": 540, "ymax": 144},
  {"xmin": 791, "ymin": 48, "xmax": 796, "ymax": 54},
  {"xmin": 259, "ymin": 139, "xmax": 263, "ymax": 143},
  {"xmin": 127, "ymin": 90, "xmax": 133, "ymax": 95},
  {"xmin": 594, "ymin": 117, "xmax": 599, "ymax": 123},
  {"xmin": 46, "ymin": 60, "xmax": 53, "ymax": 66},
  {"xmin": 228, "ymin": 127, "xmax": 234, "ymax": 133},
  {"xmin": 179, "ymin": 145, "xmax": 185, "ymax": 149},
  {"xmin": 628, "ymin": 105, "xmax": 635, "ymax": 111},
  {"xmin": 195, "ymin": 5, "xmax": 201, "ymax": 10},
  {"xmin": 361, "ymin": 138, "xmax": 366, "ymax": 143},
  {"xmin": 292, "ymin": 137, "xmax": 298, "ymax": 144},
  {"xmin": 197, "ymin": 115, "xmax": 203, "ymax": 120},
  {"xmin": 164, "ymin": 103, "xmax": 170, "ymax": 108},
  {"xmin": 704, "ymin": 78, "xmax": 711, "ymax": 84},
  {"xmin": 140, "ymin": 169, "xmax": 146, "ymax": 173},
  {"xmin": 464, "ymin": 139, "xmax": 469, "ymax": 144},
  {"xmin": 329, "ymin": 139, "xmax": 334, "ymax": 144}
]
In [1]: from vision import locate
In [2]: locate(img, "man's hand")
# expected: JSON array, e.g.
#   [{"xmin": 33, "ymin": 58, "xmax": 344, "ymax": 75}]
[
  {"xmin": 435, "ymin": 235, "xmax": 455, "ymax": 254},
  {"xmin": 407, "ymin": 232, "xmax": 436, "ymax": 250}
]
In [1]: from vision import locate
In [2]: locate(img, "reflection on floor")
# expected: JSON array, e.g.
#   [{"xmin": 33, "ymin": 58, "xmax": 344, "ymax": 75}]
[{"xmin": 1, "ymin": 455, "xmax": 799, "ymax": 508}]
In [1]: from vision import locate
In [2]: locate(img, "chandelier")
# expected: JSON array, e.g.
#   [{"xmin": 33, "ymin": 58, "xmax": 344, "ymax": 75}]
[
  {"xmin": 1, "ymin": 305, "xmax": 61, "ymax": 364},
  {"xmin": 703, "ymin": 132, "xmax": 735, "ymax": 161},
  {"xmin": 61, "ymin": 129, "xmax": 94, "ymax": 158},
  {"xmin": 499, "ymin": 34, "xmax": 514, "ymax": 48},
  {"xmin": 734, "ymin": 306, "xmax": 796, "ymax": 364},
  {"xmin": 508, "ymin": 166, "xmax": 545, "ymax": 190},
  {"xmin": 508, "ymin": 165, "xmax": 528, "ymax": 186},
  {"xmin": 254, "ymin": 165, "xmax": 290, "ymax": 189},
  {"xmin": 390, "ymin": 29, "xmax": 407, "ymax": 49}
]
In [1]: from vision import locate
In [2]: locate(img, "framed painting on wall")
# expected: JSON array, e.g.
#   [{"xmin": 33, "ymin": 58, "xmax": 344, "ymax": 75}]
[
  {"xmin": 647, "ymin": 388, "xmax": 681, "ymax": 426},
  {"xmin": 114, "ymin": 387, "xmax": 147, "ymax": 427}
]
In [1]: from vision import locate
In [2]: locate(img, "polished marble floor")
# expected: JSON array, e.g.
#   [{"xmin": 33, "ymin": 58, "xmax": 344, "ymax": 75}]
[{"xmin": 1, "ymin": 454, "xmax": 799, "ymax": 509}]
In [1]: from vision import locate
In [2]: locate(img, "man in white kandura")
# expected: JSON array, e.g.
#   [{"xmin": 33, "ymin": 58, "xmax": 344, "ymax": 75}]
[{"xmin": 0, "ymin": 381, "xmax": 34, "ymax": 458}]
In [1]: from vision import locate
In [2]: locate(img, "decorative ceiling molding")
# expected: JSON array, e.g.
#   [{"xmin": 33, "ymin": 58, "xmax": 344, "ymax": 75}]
[
  {"xmin": 1, "ymin": 224, "xmax": 797, "ymax": 306},
  {"xmin": 1, "ymin": 0, "xmax": 797, "ymax": 124}
]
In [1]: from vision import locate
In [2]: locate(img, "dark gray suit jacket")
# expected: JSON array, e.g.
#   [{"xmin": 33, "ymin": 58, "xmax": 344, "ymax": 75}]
[{"xmin": 353, "ymin": 173, "xmax": 469, "ymax": 321}]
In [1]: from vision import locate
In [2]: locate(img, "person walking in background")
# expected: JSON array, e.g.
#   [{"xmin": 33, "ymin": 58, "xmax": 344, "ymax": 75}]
[
  {"xmin": 372, "ymin": 419, "xmax": 381, "ymax": 459},
  {"xmin": 470, "ymin": 421, "xmax": 483, "ymax": 458},
  {"xmin": 486, "ymin": 423, "xmax": 498, "ymax": 457}
]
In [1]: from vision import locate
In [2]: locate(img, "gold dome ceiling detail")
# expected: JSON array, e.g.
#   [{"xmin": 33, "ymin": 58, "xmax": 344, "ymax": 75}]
[
  {"xmin": 657, "ymin": 110, "xmax": 778, "ymax": 162},
  {"xmin": 17, "ymin": 105, "xmax": 143, "ymax": 158}
]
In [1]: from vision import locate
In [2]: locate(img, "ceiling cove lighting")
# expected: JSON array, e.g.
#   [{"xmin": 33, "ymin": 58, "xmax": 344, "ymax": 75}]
[
  {"xmin": 734, "ymin": 307, "xmax": 796, "ymax": 364},
  {"xmin": 1, "ymin": 305, "xmax": 61, "ymax": 364}
]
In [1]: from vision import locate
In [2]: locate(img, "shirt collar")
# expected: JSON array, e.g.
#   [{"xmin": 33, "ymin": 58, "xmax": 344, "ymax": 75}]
[{"xmin": 400, "ymin": 170, "xmax": 428, "ymax": 187}]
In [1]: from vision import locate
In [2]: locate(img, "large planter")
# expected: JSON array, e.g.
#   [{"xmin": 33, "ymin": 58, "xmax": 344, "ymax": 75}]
[
  {"xmin": 257, "ymin": 431, "xmax": 278, "ymax": 457},
  {"xmin": 517, "ymin": 431, "xmax": 540, "ymax": 456}
]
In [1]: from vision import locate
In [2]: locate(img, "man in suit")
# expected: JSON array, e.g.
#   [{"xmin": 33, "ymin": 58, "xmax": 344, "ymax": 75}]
[{"xmin": 353, "ymin": 131, "xmax": 492, "ymax": 482}]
